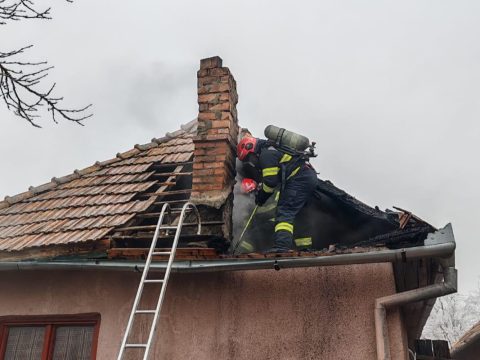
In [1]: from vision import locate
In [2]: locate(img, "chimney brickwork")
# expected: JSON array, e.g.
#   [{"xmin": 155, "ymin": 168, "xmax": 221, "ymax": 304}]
[
  {"xmin": 191, "ymin": 56, "xmax": 239, "ymax": 241},
  {"xmin": 191, "ymin": 56, "xmax": 238, "ymax": 205}
]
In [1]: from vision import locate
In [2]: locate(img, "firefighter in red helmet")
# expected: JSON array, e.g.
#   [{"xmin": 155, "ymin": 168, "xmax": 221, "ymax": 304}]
[
  {"xmin": 237, "ymin": 136, "xmax": 317, "ymax": 253},
  {"xmin": 237, "ymin": 137, "xmax": 258, "ymax": 161}
]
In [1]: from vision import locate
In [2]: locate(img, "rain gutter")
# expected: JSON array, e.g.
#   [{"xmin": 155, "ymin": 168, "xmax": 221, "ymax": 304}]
[{"xmin": 0, "ymin": 225, "xmax": 455, "ymax": 274}]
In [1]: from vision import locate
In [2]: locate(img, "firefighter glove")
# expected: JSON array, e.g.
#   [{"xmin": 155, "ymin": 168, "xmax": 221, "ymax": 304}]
[{"xmin": 255, "ymin": 189, "xmax": 269, "ymax": 206}]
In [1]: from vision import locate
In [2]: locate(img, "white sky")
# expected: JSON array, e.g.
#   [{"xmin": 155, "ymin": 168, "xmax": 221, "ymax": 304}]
[{"xmin": 1, "ymin": 0, "xmax": 479, "ymax": 292}]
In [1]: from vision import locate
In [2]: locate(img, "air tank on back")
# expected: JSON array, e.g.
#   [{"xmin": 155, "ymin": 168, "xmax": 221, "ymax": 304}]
[{"xmin": 264, "ymin": 125, "xmax": 310, "ymax": 152}]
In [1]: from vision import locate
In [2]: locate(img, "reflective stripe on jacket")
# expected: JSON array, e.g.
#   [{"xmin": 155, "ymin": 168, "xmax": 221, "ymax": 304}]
[{"xmin": 257, "ymin": 140, "xmax": 303, "ymax": 191}]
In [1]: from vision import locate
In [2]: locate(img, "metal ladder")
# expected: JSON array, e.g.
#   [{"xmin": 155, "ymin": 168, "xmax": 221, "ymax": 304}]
[{"xmin": 117, "ymin": 202, "xmax": 201, "ymax": 360}]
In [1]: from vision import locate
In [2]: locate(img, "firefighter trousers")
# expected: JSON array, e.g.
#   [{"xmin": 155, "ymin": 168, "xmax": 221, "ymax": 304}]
[{"xmin": 274, "ymin": 166, "xmax": 317, "ymax": 249}]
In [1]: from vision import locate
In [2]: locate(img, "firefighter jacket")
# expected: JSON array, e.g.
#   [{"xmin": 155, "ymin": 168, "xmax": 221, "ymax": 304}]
[{"xmin": 255, "ymin": 139, "xmax": 305, "ymax": 200}]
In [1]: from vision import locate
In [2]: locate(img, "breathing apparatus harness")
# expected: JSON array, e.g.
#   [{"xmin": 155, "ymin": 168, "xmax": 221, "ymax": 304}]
[{"xmin": 263, "ymin": 131, "xmax": 318, "ymax": 193}]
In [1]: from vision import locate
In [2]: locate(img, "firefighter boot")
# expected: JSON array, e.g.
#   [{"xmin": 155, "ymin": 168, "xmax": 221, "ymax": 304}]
[{"xmin": 264, "ymin": 230, "xmax": 294, "ymax": 253}]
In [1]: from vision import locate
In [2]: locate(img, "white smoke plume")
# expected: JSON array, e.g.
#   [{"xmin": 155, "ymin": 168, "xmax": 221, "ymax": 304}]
[{"xmin": 231, "ymin": 159, "xmax": 256, "ymax": 249}]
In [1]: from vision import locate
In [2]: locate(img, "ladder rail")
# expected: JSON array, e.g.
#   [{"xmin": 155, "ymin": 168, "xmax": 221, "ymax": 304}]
[
  {"xmin": 117, "ymin": 203, "xmax": 171, "ymax": 360},
  {"xmin": 142, "ymin": 202, "xmax": 201, "ymax": 360},
  {"xmin": 117, "ymin": 202, "xmax": 201, "ymax": 360}
]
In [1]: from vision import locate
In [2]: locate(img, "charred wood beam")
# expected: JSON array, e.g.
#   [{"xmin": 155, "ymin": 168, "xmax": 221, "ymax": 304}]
[
  {"xmin": 107, "ymin": 247, "xmax": 217, "ymax": 260},
  {"xmin": 115, "ymin": 221, "xmax": 224, "ymax": 232},
  {"xmin": 153, "ymin": 199, "xmax": 189, "ymax": 206},
  {"xmin": 152, "ymin": 181, "xmax": 176, "ymax": 187},
  {"xmin": 151, "ymin": 162, "xmax": 193, "ymax": 169},
  {"xmin": 110, "ymin": 233, "xmax": 213, "ymax": 241},
  {"xmin": 137, "ymin": 209, "xmax": 193, "ymax": 218},
  {"xmin": 153, "ymin": 165, "xmax": 184, "ymax": 194},
  {"xmin": 140, "ymin": 189, "xmax": 192, "ymax": 197},
  {"xmin": 150, "ymin": 172, "xmax": 192, "ymax": 177},
  {"xmin": 122, "ymin": 167, "xmax": 183, "ymax": 230}
]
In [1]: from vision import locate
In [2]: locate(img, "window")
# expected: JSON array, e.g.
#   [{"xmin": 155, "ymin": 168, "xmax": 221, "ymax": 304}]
[{"xmin": 0, "ymin": 314, "xmax": 100, "ymax": 360}]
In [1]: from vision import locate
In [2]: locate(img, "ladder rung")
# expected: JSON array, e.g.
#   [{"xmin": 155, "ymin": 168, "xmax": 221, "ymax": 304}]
[
  {"xmin": 144, "ymin": 279, "xmax": 164, "ymax": 283},
  {"xmin": 160, "ymin": 226, "xmax": 177, "ymax": 230},
  {"xmin": 152, "ymin": 252, "xmax": 171, "ymax": 256},
  {"xmin": 125, "ymin": 344, "xmax": 147, "ymax": 348},
  {"xmin": 135, "ymin": 310, "xmax": 156, "ymax": 314}
]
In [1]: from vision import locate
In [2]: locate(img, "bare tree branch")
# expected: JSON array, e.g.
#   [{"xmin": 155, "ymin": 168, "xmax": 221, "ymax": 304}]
[
  {"xmin": 0, "ymin": 0, "xmax": 51, "ymax": 24},
  {"xmin": 0, "ymin": 45, "xmax": 92, "ymax": 127},
  {"xmin": 0, "ymin": 1, "xmax": 92, "ymax": 127},
  {"xmin": 422, "ymin": 282, "xmax": 480, "ymax": 346}
]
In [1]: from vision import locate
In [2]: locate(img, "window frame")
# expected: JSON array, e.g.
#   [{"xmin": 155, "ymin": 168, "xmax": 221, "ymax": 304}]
[{"xmin": 0, "ymin": 313, "xmax": 101, "ymax": 360}]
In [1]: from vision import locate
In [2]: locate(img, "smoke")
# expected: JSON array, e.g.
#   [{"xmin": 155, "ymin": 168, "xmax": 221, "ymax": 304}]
[{"xmin": 232, "ymin": 159, "xmax": 256, "ymax": 248}]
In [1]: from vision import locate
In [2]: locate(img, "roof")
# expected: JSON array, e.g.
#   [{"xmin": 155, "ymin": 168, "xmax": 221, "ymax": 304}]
[
  {"xmin": 0, "ymin": 117, "xmax": 443, "ymax": 262},
  {"xmin": 451, "ymin": 321, "xmax": 480, "ymax": 359},
  {"xmin": 0, "ymin": 120, "xmax": 197, "ymax": 254}
]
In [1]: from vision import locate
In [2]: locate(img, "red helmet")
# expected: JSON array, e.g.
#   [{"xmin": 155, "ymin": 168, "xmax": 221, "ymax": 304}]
[{"xmin": 237, "ymin": 137, "xmax": 257, "ymax": 161}]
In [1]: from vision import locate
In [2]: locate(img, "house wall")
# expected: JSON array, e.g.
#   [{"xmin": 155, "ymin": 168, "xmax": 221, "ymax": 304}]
[{"xmin": 0, "ymin": 263, "xmax": 407, "ymax": 360}]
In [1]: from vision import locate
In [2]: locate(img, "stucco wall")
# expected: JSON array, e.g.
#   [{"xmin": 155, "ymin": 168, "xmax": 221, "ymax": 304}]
[{"xmin": 0, "ymin": 263, "xmax": 407, "ymax": 360}]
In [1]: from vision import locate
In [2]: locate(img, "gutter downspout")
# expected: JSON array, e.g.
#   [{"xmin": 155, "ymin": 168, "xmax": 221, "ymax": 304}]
[{"xmin": 375, "ymin": 256, "xmax": 457, "ymax": 360}]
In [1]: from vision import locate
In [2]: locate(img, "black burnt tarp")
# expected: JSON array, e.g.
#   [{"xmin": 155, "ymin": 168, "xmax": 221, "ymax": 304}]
[
  {"xmin": 351, "ymin": 225, "xmax": 434, "ymax": 250},
  {"xmin": 235, "ymin": 176, "xmax": 435, "ymax": 253}
]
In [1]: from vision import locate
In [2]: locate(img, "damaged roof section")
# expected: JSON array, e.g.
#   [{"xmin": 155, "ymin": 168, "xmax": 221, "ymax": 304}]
[
  {"xmin": 0, "ymin": 117, "xmax": 441, "ymax": 262},
  {"xmin": 0, "ymin": 116, "xmax": 444, "ymax": 265},
  {"xmin": 0, "ymin": 120, "xmax": 198, "ymax": 258}
]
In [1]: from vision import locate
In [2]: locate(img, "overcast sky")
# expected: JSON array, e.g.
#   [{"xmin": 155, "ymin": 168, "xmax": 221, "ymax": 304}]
[{"xmin": 1, "ymin": 0, "xmax": 479, "ymax": 292}]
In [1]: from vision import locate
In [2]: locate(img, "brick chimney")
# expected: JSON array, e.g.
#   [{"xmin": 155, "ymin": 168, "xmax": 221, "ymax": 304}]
[{"xmin": 191, "ymin": 56, "xmax": 239, "ymax": 240}]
